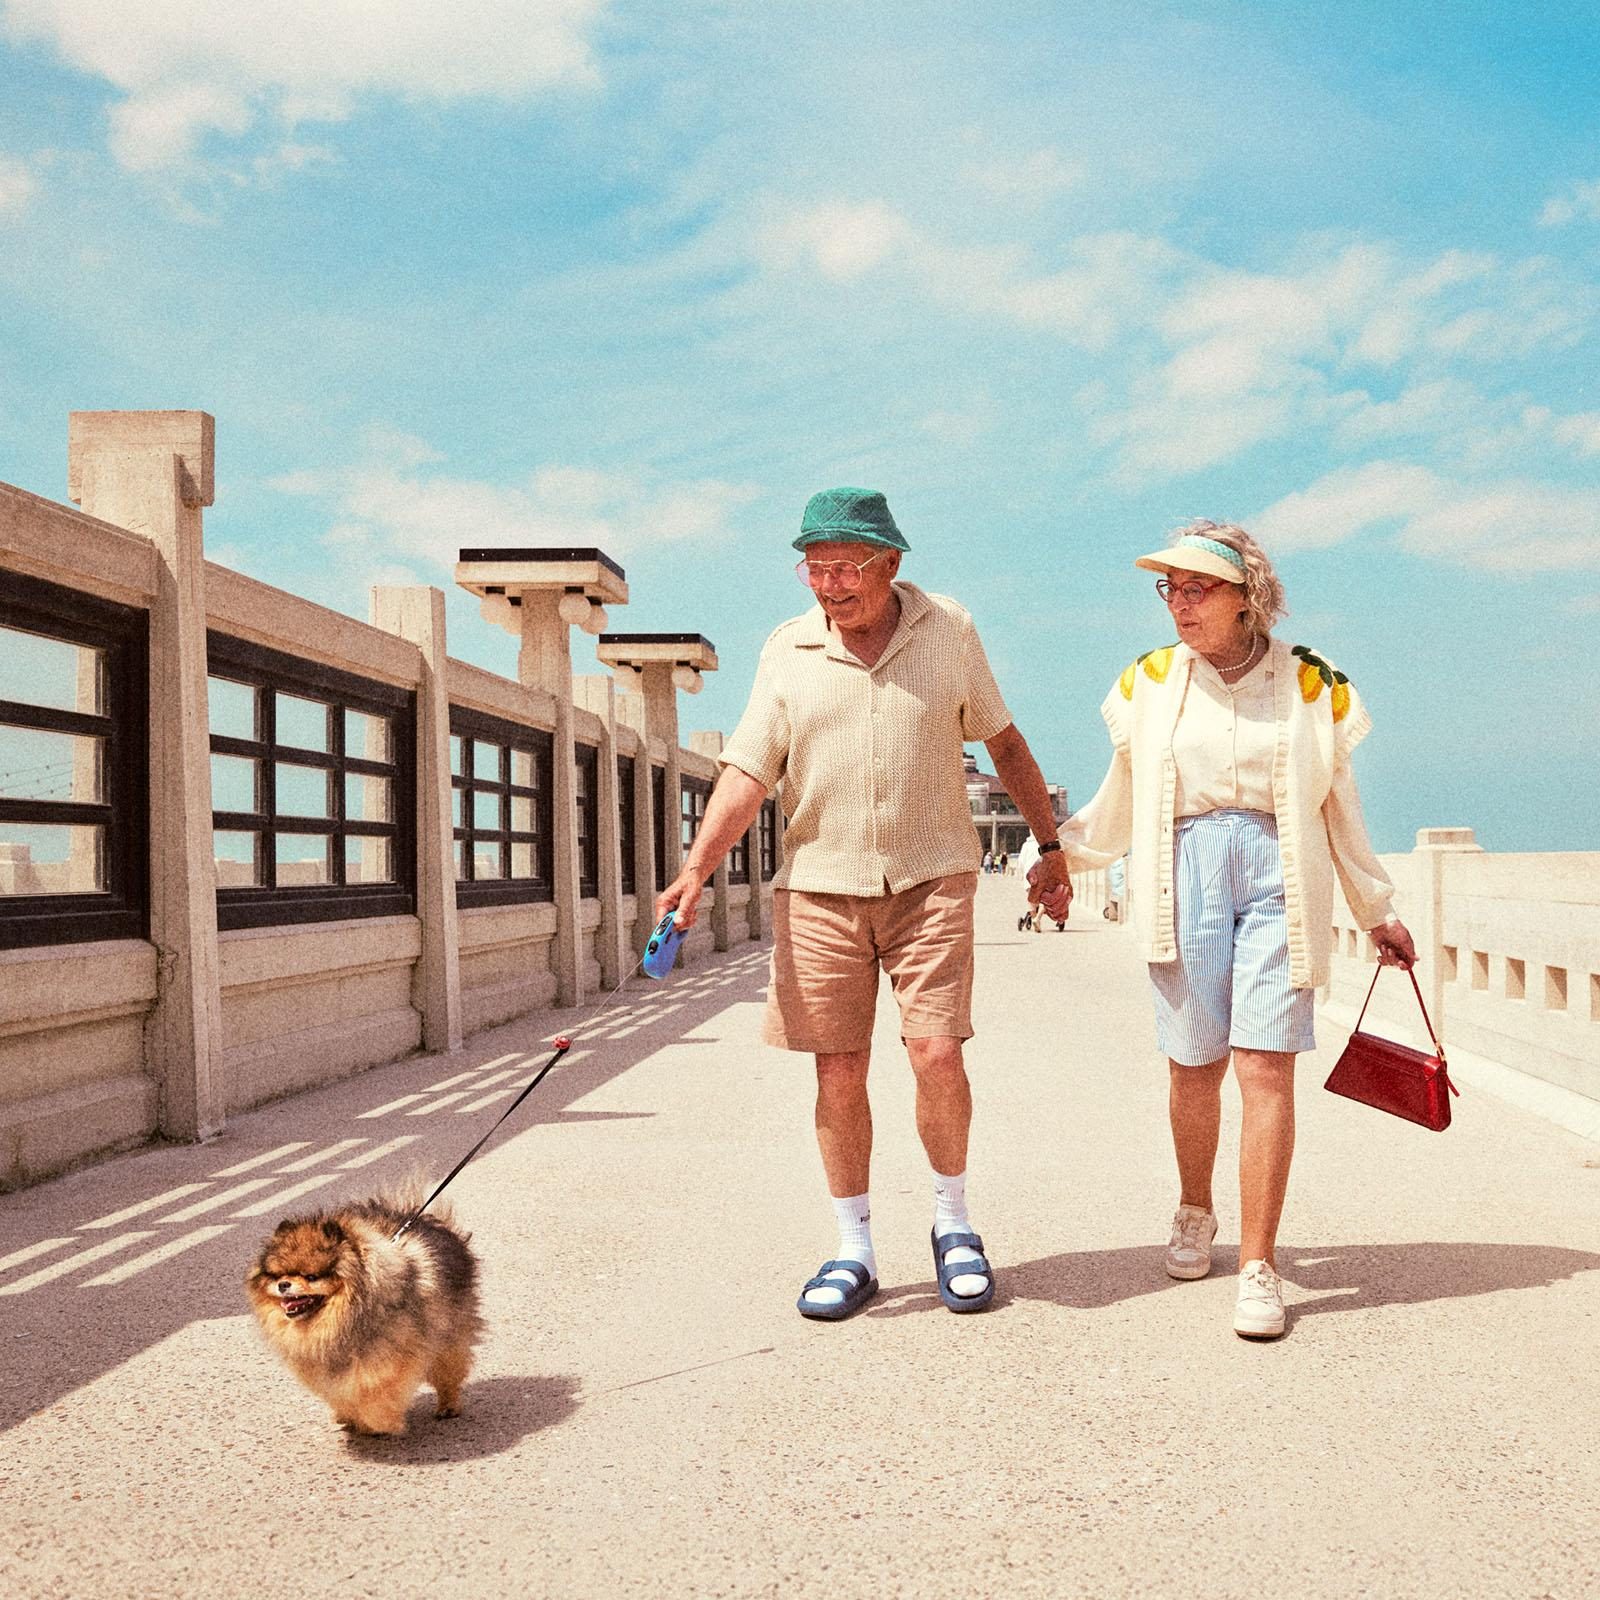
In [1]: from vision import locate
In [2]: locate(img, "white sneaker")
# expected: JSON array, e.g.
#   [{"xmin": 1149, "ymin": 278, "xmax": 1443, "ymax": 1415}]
[
  {"xmin": 1165, "ymin": 1204, "xmax": 1218, "ymax": 1280},
  {"xmin": 1234, "ymin": 1258, "xmax": 1286, "ymax": 1339}
]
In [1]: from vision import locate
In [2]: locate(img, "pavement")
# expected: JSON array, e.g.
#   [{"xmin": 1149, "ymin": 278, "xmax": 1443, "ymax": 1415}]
[{"xmin": 3, "ymin": 876, "xmax": 1598, "ymax": 1600}]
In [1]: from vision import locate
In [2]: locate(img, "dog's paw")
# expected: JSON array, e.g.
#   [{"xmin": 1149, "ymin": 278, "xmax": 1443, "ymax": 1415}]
[{"xmin": 434, "ymin": 1403, "xmax": 462, "ymax": 1420}]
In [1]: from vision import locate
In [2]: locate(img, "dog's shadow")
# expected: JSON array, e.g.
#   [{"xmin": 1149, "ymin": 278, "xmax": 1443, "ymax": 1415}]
[{"xmin": 342, "ymin": 1373, "xmax": 581, "ymax": 1464}]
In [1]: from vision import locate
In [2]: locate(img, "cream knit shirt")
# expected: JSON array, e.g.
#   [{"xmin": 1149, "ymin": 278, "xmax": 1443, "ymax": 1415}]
[{"xmin": 719, "ymin": 582, "xmax": 1012, "ymax": 896}]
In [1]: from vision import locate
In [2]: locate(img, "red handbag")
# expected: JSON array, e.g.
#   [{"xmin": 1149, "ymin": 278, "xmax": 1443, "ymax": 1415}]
[{"xmin": 1324, "ymin": 963, "xmax": 1460, "ymax": 1131}]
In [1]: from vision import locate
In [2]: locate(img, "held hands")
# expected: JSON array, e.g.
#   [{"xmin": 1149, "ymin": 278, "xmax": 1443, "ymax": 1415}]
[
  {"xmin": 1373, "ymin": 917, "xmax": 1417, "ymax": 970},
  {"xmin": 1026, "ymin": 851, "xmax": 1073, "ymax": 922}
]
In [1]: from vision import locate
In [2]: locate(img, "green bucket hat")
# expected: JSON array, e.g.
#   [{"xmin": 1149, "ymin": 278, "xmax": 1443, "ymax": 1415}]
[{"xmin": 793, "ymin": 487, "xmax": 910, "ymax": 552}]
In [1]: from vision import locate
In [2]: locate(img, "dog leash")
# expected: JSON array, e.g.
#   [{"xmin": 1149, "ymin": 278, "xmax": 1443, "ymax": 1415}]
[{"xmin": 390, "ymin": 926, "xmax": 678, "ymax": 1242}]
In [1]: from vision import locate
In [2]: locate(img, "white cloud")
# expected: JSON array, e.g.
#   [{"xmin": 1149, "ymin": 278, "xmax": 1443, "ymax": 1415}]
[
  {"xmin": 1539, "ymin": 178, "xmax": 1600, "ymax": 227},
  {"xmin": 0, "ymin": 153, "xmax": 37, "ymax": 214},
  {"xmin": 1254, "ymin": 461, "xmax": 1600, "ymax": 571},
  {"xmin": 1551, "ymin": 411, "xmax": 1600, "ymax": 456},
  {"xmin": 1253, "ymin": 461, "xmax": 1445, "ymax": 551},
  {"xmin": 270, "ymin": 431, "xmax": 761, "ymax": 569},
  {"xmin": 3, "ymin": 0, "xmax": 605, "ymax": 169},
  {"xmin": 960, "ymin": 146, "xmax": 1084, "ymax": 202},
  {"xmin": 758, "ymin": 200, "xmax": 912, "ymax": 281}
]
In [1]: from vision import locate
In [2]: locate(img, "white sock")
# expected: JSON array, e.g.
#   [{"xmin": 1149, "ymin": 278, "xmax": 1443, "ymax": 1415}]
[
  {"xmin": 933, "ymin": 1170, "xmax": 987, "ymax": 1297},
  {"xmin": 802, "ymin": 1193, "xmax": 876, "ymax": 1308}
]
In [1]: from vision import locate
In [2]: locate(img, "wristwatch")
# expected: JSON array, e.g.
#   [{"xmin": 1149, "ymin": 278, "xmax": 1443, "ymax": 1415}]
[{"xmin": 1036, "ymin": 841, "xmax": 1062, "ymax": 854}]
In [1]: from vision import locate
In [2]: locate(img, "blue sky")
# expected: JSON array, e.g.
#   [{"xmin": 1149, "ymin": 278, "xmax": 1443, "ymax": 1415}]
[{"xmin": 2, "ymin": 1, "xmax": 1596, "ymax": 851}]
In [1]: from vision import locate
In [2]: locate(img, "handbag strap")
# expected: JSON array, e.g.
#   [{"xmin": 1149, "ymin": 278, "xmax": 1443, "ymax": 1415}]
[{"xmin": 1352, "ymin": 960, "xmax": 1446, "ymax": 1062}]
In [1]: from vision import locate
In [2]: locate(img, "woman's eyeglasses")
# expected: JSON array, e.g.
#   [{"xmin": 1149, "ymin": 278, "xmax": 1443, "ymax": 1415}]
[
  {"xmin": 1156, "ymin": 576, "xmax": 1229, "ymax": 607},
  {"xmin": 796, "ymin": 552, "xmax": 890, "ymax": 591}
]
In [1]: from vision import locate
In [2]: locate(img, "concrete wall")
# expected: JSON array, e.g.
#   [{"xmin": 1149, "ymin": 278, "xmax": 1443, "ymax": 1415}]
[{"xmin": 0, "ymin": 411, "xmax": 776, "ymax": 1189}]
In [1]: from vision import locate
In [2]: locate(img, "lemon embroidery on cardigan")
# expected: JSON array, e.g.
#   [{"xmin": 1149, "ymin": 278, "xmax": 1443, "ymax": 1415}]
[
  {"xmin": 1118, "ymin": 644, "xmax": 1179, "ymax": 700},
  {"xmin": 1291, "ymin": 646, "xmax": 1352, "ymax": 722}
]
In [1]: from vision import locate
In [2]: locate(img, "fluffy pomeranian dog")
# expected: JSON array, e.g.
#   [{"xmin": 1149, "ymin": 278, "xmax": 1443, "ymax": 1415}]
[{"xmin": 245, "ymin": 1196, "xmax": 483, "ymax": 1436}]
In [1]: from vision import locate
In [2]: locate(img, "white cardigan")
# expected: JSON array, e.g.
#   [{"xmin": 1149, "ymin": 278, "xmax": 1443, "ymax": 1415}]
[{"xmin": 1061, "ymin": 636, "xmax": 1395, "ymax": 990}]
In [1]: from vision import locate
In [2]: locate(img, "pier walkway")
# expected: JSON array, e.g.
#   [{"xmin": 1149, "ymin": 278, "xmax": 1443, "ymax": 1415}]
[{"xmin": 3, "ymin": 877, "xmax": 1597, "ymax": 1599}]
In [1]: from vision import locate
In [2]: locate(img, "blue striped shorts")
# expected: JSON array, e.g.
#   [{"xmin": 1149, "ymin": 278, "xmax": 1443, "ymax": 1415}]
[{"xmin": 1149, "ymin": 809, "xmax": 1316, "ymax": 1066}]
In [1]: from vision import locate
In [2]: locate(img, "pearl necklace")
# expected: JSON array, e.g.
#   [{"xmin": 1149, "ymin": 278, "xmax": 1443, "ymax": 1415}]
[{"xmin": 1209, "ymin": 634, "xmax": 1260, "ymax": 675}]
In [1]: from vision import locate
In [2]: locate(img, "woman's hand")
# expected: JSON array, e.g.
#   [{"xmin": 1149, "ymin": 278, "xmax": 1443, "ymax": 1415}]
[{"xmin": 1373, "ymin": 917, "xmax": 1416, "ymax": 969}]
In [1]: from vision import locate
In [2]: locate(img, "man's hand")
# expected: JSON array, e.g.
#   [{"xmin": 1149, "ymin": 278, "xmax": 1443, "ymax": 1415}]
[
  {"xmin": 1373, "ymin": 916, "xmax": 1416, "ymax": 970},
  {"xmin": 1027, "ymin": 851, "xmax": 1072, "ymax": 922},
  {"xmin": 656, "ymin": 868, "xmax": 707, "ymax": 932}
]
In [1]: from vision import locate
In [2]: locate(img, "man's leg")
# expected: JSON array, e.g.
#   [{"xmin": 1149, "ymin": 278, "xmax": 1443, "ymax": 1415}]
[
  {"xmin": 906, "ymin": 1035, "xmax": 988, "ymax": 1299},
  {"xmin": 800, "ymin": 1049, "xmax": 876, "ymax": 1310}
]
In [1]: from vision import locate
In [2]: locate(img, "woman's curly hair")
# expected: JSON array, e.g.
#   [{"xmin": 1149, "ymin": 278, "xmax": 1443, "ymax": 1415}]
[{"xmin": 1173, "ymin": 518, "xmax": 1287, "ymax": 636}]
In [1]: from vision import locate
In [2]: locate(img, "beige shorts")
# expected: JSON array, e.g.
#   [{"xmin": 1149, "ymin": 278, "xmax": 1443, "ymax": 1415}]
[{"xmin": 762, "ymin": 873, "xmax": 978, "ymax": 1054}]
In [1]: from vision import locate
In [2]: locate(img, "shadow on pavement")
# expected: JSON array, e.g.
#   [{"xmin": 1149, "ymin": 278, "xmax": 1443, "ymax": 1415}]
[
  {"xmin": 871, "ymin": 1239, "xmax": 1600, "ymax": 1319},
  {"xmin": 0, "ymin": 947, "xmax": 771, "ymax": 1433},
  {"xmin": 342, "ymin": 1374, "xmax": 582, "ymax": 1465}
]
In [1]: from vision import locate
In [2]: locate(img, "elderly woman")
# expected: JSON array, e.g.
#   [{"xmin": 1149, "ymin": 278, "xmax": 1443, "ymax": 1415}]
[{"xmin": 1058, "ymin": 520, "xmax": 1415, "ymax": 1339}]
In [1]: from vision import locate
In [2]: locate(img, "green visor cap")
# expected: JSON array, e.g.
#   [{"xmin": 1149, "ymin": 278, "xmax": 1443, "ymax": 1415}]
[{"xmin": 793, "ymin": 487, "xmax": 911, "ymax": 552}]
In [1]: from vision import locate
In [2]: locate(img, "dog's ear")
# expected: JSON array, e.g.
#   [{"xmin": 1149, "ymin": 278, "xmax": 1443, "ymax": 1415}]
[{"xmin": 319, "ymin": 1219, "xmax": 346, "ymax": 1243}]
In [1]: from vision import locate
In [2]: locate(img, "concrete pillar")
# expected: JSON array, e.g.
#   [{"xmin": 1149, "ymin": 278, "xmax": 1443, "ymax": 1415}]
[
  {"xmin": 745, "ymin": 807, "xmax": 764, "ymax": 941},
  {"xmin": 370, "ymin": 585, "xmax": 462, "ymax": 1054},
  {"xmin": 575, "ymin": 675, "xmax": 627, "ymax": 989},
  {"xmin": 1411, "ymin": 826, "xmax": 1484, "ymax": 1042},
  {"xmin": 518, "ymin": 592, "xmax": 582, "ymax": 1006},
  {"xmin": 639, "ymin": 664, "xmax": 686, "ymax": 960},
  {"xmin": 67, "ymin": 410, "xmax": 223, "ymax": 1142}
]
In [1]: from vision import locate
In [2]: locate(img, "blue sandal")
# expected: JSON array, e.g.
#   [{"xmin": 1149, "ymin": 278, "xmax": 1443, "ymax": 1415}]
[
  {"xmin": 796, "ymin": 1259, "xmax": 878, "ymax": 1321},
  {"xmin": 932, "ymin": 1228, "xmax": 996, "ymax": 1313}
]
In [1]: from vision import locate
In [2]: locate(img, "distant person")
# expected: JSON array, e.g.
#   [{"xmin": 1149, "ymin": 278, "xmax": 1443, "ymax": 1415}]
[
  {"xmin": 1059, "ymin": 520, "xmax": 1415, "ymax": 1340},
  {"xmin": 657, "ymin": 488, "xmax": 1071, "ymax": 1321},
  {"xmin": 998, "ymin": 850, "xmax": 1009, "ymax": 875},
  {"xmin": 982, "ymin": 848, "xmax": 993, "ymax": 875}
]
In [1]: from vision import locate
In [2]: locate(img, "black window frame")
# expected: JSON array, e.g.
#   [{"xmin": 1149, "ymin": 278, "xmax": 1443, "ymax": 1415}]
[
  {"xmin": 680, "ymin": 774, "xmax": 710, "ymax": 854},
  {"xmin": 759, "ymin": 798, "xmax": 779, "ymax": 882},
  {"xmin": 574, "ymin": 741, "xmax": 600, "ymax": 899},
  {"xmin": 0, "ymin": 570, "xmax": 149, "ymax": 949},
  {"xmin": 450, "ymin": 704, "xmax": 554, "ymax": 908},
  {"xmin": 727, "ymin": 813, "xmax": 750, "ymax": 886},
  {"xmin": 651, "ymin": 764, "xmax": 668, "ymax": 892},
  {"xmin": 207, "ymin": 633, "xmax": 415, "ymax": 931},
  {"xmin": 616, "ymin": 753, "xmax": 637, "ymax": 897}
]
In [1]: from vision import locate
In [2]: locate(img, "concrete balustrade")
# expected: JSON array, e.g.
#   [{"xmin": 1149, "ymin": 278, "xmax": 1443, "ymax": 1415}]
[{"xmin": 0, "ymin": 412, "xmax": 778, "ymax": 1190}]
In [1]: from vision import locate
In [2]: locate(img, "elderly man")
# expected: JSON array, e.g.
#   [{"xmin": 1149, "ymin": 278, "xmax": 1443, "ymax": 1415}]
[{"xmin": 657, "ymin": 487, "xmax": 1070, "ymax": 1320}]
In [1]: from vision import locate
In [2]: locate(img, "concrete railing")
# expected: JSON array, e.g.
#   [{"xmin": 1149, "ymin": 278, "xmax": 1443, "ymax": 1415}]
[
  {"xmin": 1326, "ymin": 827, "xmax": 1600, "ymax": 1132},
  {"xmin": 0, "ymin": 411, "xmax": 778, "ymax": 1189}
]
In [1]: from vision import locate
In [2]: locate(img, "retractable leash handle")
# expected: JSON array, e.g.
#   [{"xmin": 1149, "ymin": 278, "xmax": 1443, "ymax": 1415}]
[{"xmin": 642, "ymin": 911, "xmax": 688, "ymax": 979}]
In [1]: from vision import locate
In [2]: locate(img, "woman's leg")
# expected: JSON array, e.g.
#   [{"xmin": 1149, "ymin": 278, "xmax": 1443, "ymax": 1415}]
[
  {"xmin": 1232, "ymin": 1047, "xmax": 1296, "ymax": 1269},
  {"xmin": 1169, "ymin": 1056, "xmax": 1229, "ymax": 1211}
]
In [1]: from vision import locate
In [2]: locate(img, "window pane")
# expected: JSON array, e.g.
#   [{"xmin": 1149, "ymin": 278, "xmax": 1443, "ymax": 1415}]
[
  {"xmin": 345, "ymin": 709, "xmax": 391, "ymax": 763},
  {"xmin": 473, "ymin": 844, "xmax": 505, "ymax": 879},
  {"xmin": 473, "ymin": 790, "xmax": 501, "ymax": 830},
  {"xmin": 473, "ymin": 740, "xmax": 502, "ymax": 782},
  {"xmin": 0, "ymin": 626, "xmax": 105, "ymax": 715},
  {"xmin": 207, "ymin": 676, "xmax": 255, "ymax": 740},
  {"xmin": 510, "ymin": 794, "xmax": 534, "ymax": 832},
  {"xmin": 344, "ymin": 773, "xmax": 392, "ymax": 824},
  {"xmin": 345, "ymin": 836, "xmax": 394, "ymax": 884},
  {"xmin": 510, "ymin": 841, "xmax": 536, "ymax": 879},
  {"xmin": 450, "ymin": 734, "xmax": 463, "ymax": 777},
  {"xmin": 210, "ymin": 753, "xmax": 258, "ymax": 814},
  {"xmin": 213, "ymin": 830, "xmax": 262, "ymax": 887},
  {"xmin": 0, "ymin": 823, "xmax": 104, "ymax": 893},
  {"xmin": 454, "ymin": 837, "xmax": 467, "ymax": 879},
  {"xmin": 276, "ymin": 693, "xmax": 329, "ymax": 752},
  {"xmin": 0, "ymin": 724, "xmax": 104, "ymax": 803},
  {"xmin": 276, "ymin": 834, "xmax": 331, "ymax": 886},
  {"xmin": 452, "ymin": 788, "xmax": 463, "ymax": 828},
  {"xmin": 510, "ymin": 747, "xmax": 534, "ymax": 786},
  {"xmin": 276, "ymin": 762, "xmax": 330, "ymax": 818}
]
